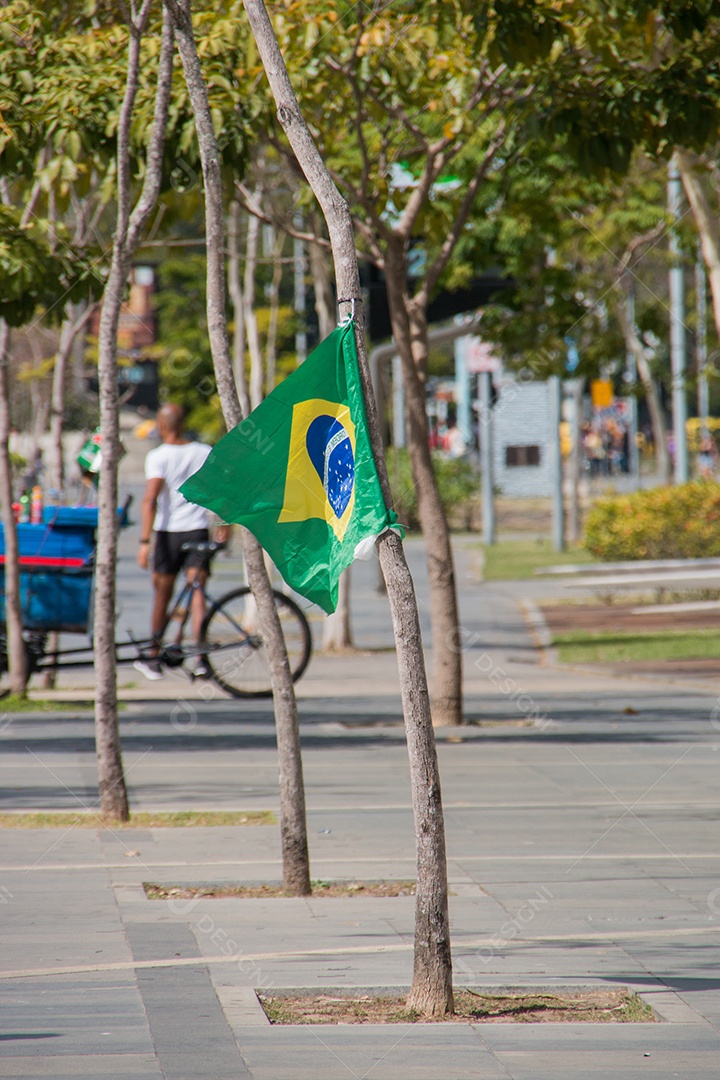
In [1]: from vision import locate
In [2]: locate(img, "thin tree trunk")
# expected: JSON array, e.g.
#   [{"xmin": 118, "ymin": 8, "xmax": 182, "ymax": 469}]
[
  {"xmin": 0, "ymin": 320, "xmax": 28, "ymax": 695},
  {"xmin": 264, "ymin": 226, "xmax": 285, "ymax": 393},
  {"xmin": 49, "ymin": 315, "xmax": 72, "ymax": 493},
  {"xmin": 94, "ymin": 2, "xmax": 174, "ymax": 821},
  {"xmin": 71, "ymin": 338, "xmax": 86, "ymax": 397},
  {"xmin": 384, "ymin": 245, "xmax": 462, "ymax": 726},
  {"xmin": 566, "ymin": 380, "xmax": 584, "ymax": 544},
  {"xmin": 167, "ymin": 0, "xmax": 311, "ymax": 896},
  {"xmin": 228, "ymin": 199, "xmax": 250, "ymax": 416},
  {"xmin": 310, "ymin": 228, "xmax": 354, "ymax": 652},
  {"xmin": 43, "ymin": 304, "xmax": 91, "ymax": 689},
  {"xmin": 244, "ymin": 193, "xmax": 264, "ymax": 410},
  {"xmin": 29, "ymin": 377, "xmax": 49, "ymax": 466},
  {"xmin": 42, "ymin": 312, "xmax": 70, "ymax": 690},
  {"xmin": 94, "ymin": 20, "xmax": 144, "ymax": 823},
  {"xmin": 676, "ymin": 147, "xmax": 720, "ymax": 341},
  {"xmin": 322, "ymin": 566, "xmax": 352, "ymax": 652},
  {"xmin": 616, "ymin": 292, "xmax": 670, "ymax": 482},
  {"xmin": 308, "ymin": 218, "xmax": 335, "ymax": 339},
  {"xmin": 242, "ymin": 0, "xmax": 453, "ymax": 1015}
]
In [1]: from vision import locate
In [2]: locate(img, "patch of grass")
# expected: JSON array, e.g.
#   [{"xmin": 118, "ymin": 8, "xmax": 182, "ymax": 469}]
[
  {"xmin": 554, "ymin": 628, "xmax": 720, "ymax": 665},
  {"xmin": 261, "ymin": 997, "xmax": 301, "ymax": 1024},
  {"xmin": 258, "ymin": 989, "xmax": 654, "ymax": 1025},
  {"xmin": 144, "ymin": 879, "xmax": 417, "ymax": 900},
  {"xmin": 464, "ymin": 719, "xmax": 533, "ymax": 729},
  {"xmin": 616, "ymin": 993, "xmax": 657, "ymax": 1023},
  {"xmin": 481, "ymin": 539, "xmax": 596, "ymax": 581},
  {"xmin": 0, "ymin": 810, "xmax": 276, "ymax": 829},
  {"xmin": 0, "ymin": 695, "xmax": 96, "ymax": 712}
]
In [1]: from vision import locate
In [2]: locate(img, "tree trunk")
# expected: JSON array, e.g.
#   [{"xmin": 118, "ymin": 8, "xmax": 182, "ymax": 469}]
[
  {"xmin": 228, "ymin": 199, "xmax": 250, "ymax": 416},
  {"xmin": 29, "ymin": 376, "xmax": 50, "ymax": 467},
  {"xmin": 566, "ymin": 379, "xmax": 584, "ymax": 544},
  {"xmin": 48, "ymin": 314, "xmax": 73, "ymax": 493},
  {"xmin": 308, "ymin": 219, "xmax": 335, "ymax": 339},
  {"xmin": 0, "ymin": 320, "xmax": 28, "ymax": 695},
  {"xmin": 616, "ymin": 291, "xmax": 670, "ymax": 482},
  {"xmin": 322, "ymin": 565, "xmax": 352, "ymax": 652},
  {"xmin": 43, "ymin": 309, "xmax": 84, "ymax": 690},
  {"xmin": 264, "ymin": 226, "xmax": 285, "ymax": 392},
  {"xmin": 242, "ymin": 0, "xmax": 453, "ymax": 1015},
  {"xmin": 168, "ymin": 0, "xmax": 311, "ymax": 896},
  {"xmin": 43, "ymin": 277, "xmax": 93, "ymax": 692},
  {"xmin": 376, "ymin": 532, "xmax": 453, "ymax": 1015},
  {"xmin": 94, "ymin": 35, "xmax": 141, "ymax": 824},
  {"xmin": 95, "ymin": 250, "xmax": 129, "ymax": 818},
  {"xmin": 94, "ymin": 1, "xmax": 174, "ymax": 821},
  {"xmin": 676, "ymin": 147, "xmax": 720, "ymax": 341},
  {"xmin": 384, "ymin": 245, "xmax": 462, "ymax": 726},
  {"xmin": 310, "ymin": 227, "xmax": 354, "ymax": 652},
  {"xmin": 244, "ymin": 192, "xmax": 264, "ymax": 410}
]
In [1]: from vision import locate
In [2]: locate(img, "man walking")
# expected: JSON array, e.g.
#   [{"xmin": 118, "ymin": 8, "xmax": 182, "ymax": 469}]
[{"xmin": 135, "ymin": 403, "xmax": 227, "ymax": 680}]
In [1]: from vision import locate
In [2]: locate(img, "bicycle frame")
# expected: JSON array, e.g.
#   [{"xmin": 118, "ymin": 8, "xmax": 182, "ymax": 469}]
[
  {"xmin": 21, "ymin": 556, "xmax": 270, "ymax": 686},
  {"xmin": 126, "ymin": 574, "xmax": 254, "ymax": 667}
]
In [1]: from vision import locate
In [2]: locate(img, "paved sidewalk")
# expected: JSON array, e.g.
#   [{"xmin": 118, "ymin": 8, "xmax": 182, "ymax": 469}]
[{"xmin": 1, "ymin": 537, "xmax": 719, "ymax": 1078}]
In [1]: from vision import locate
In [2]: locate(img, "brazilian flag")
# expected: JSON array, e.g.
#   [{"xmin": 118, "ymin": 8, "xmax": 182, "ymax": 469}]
[{"xmin": 180, "ymin": 321, "xmax": 391, "ymax": 613}]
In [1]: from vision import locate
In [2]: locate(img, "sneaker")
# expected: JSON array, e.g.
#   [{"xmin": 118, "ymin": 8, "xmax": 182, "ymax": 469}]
[
  {"xmin": 133, "ymin": 657, "xmax": 164, "ymax": 681},
  {"xmin": 190, "ymin": 661, "xmax": 212, "ymax": 681}
]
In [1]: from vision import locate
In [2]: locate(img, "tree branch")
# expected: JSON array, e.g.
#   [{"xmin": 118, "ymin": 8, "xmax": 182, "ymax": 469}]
[
  {"xmin": 112, "ymin": 0, "xmax": 153, "ymax": 255},
  {"xmin": 127, "ymin": 6, "xmax": 175, "ymax": 252},
  {"xmin": 234, "ymin": 179, "xmax": 331, "ymax": 248},
  {"xmin": 676, "ymin": 145, "xmax": 720, "ymax": 340},
  {"xmin": 621, "ymin": 222, "xmax": 667, "ymax": 270},
  {"xmin": 419, "ymin": 121, "xmax": 508, "ymax": 302},
  {"xmin": 19, "ymin": 144, "xmax": 50, "ymax": 228},
  {"xmin": 393, "ymin": 66, "xmax": 515, "ymax": 244}
]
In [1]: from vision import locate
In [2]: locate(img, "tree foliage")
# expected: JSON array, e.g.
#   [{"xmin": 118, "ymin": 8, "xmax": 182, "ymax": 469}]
[
  {"xmin": 0, "ymin": 206, "xmax": 100, "ymax": 325},
  {"xmin": 470, "ymin": 1, "xmax": 720, "ymax": 171}
]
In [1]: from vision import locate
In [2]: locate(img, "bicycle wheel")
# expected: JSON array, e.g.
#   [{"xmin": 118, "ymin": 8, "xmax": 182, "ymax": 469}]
[{"xmin": 199, "ymin": 587, "xmax": 312, "ymax": 698}]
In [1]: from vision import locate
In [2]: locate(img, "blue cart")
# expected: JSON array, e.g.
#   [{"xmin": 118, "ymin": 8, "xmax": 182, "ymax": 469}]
[{"xmin": 0, "ymin": 503, "xmax": 130, "ymax": 678}]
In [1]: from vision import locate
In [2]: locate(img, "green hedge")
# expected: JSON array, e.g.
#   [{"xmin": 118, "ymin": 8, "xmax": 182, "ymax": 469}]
[
  {"xmin": 585, "ymin": 481, "xmax": 720, "ymax": 560},
  {"xmin": 387, "ymin": 448, "xmax": 479, "ymax": 531}
]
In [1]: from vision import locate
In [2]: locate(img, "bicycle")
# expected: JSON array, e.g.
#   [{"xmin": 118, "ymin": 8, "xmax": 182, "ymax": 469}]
[{"xmin": 132, "ymin": 540, "xmax": 312, "ymax": 698}]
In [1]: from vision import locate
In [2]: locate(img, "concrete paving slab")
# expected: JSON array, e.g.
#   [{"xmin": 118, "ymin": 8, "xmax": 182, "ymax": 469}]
[
  {"xmin": 125, "ymin": 922, "xmax": 251, "ymax": 1078},
  {"xmin": 1, "ymin": 536, "xmax": 719, "ymax": 1077},
  {"xmin": 0, "ymin": 977, "xmax": 152, "ymax": 1056},
  {"xmin": 480, "ymin": 1022, "xmax": 720, "ymax": 1080},
  {"xmin": 0, "ymin": 1053, "xmax": 162, "ymax": 1077},
  {"xmin": 233, "ymin": 1023, "xmax": 506, "ymax": 1080}
]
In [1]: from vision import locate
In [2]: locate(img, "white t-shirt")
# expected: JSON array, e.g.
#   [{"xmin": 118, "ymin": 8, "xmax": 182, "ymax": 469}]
[{"xmin": 145, "ymin": 441, "xmax": 212, "ymax": 532}]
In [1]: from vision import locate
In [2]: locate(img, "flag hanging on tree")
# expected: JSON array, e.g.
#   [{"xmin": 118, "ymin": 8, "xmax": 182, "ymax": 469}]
[{"xmin": 180, "ymin": 321, "xmax": 392, "ymax": 613}]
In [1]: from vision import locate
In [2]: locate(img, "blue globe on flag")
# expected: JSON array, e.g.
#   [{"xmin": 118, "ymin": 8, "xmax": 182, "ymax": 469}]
[{"xmin": 306, "ymin": 415, "xmax": 355, "ymax": 520}]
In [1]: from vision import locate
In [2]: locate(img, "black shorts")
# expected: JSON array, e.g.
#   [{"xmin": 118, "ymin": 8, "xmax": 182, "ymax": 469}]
[{"xmin": 152, "ymin": 529, "xmax": 210, "ymax": 577}]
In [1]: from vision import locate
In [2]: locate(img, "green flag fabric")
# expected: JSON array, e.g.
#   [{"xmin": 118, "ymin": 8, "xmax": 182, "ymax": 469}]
[{"xmin": 180, "ymin": 321, "xmax": 391, "ymax": 613}]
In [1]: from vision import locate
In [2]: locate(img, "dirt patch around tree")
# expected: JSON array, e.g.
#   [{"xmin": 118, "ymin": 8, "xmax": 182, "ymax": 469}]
[
  {"xmin": 144, "ymin": 880, "xmax": 417, "ymax": 900},
  {"xmin": 258, "ymin": 989, "xmax": 654, "ymax": 1024}
]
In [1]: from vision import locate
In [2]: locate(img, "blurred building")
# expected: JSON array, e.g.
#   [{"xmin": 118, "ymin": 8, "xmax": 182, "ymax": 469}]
[
  {"xmin": 87, "ymin": 265, "xmax": 159, "ymax": 411},
  {"xmin": 491, "ymin": 378, "xmax": 555, "ymax": 498}
]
